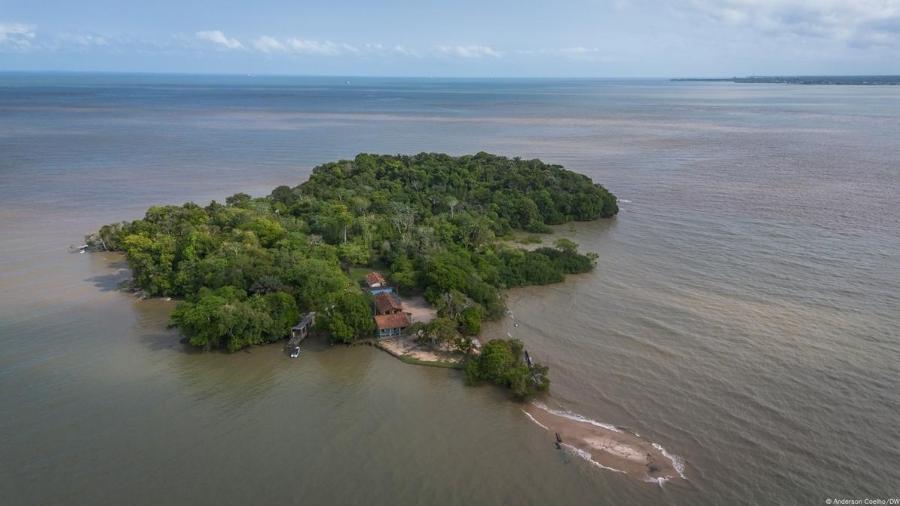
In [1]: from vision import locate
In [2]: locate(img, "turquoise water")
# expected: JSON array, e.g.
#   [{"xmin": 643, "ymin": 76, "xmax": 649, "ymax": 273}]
[{"xmin": 1, "ymin": 73, "xmax": 899, "ymax": 505}]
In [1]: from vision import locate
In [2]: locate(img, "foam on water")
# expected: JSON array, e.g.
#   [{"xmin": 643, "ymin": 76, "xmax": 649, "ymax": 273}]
[
  {"xmin": 652, "ymin": 442, "xmax": 687, "ymax": 480},
  {"xmin": 529, "ymin": 402, "xmax": 687, "ymax": 482},
  {"xmin": 644, "ymin": 476, "xmax": 668, "ymax": 487},
  {"xmin": 531, "ymin": 402, "xmax": 622, "ymax": 432},
  {"xmin": 522, "ymin": 410, "xmax": 549, "ymax": 430},
  {"xmin": 561, "ymin": 444, "xmax": 627, "ymax": 474}
]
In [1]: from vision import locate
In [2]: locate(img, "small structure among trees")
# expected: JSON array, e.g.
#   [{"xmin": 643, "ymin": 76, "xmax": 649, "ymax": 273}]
[
  {"xmin": 371, "ymin": 282, "xmax": 411, "ymax": 337},
  {"xmin": 366, "ymin": 272, "xmax": 386, "ymax": 289},
  {"xmin": 374, "ymin": 312, "xmax": 411, "ymax": 338},
  {"xmin": 366, "ymin": 271, "xmax": 395, "ymax": 295},
  {"xmin": 374, "ymin": 292, "xmax": 403, "ymax": 315},
  {"xmin": 291, "ymin": 312, "xmax": 316, "ymax": 342}
]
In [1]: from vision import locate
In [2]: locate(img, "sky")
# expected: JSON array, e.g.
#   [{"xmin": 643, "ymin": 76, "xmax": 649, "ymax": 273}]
[{"xmin": 1, "ymin": 0, "xmax": 899, "ymax": 77}]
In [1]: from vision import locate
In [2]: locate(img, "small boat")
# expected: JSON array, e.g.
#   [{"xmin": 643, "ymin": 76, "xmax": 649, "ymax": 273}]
[{"xmin": 289, "ymin": 346, "xmax": 301, "ymax": 358}]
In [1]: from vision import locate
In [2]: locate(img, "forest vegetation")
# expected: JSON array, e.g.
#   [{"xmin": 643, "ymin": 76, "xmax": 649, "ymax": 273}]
[
  {"xmin": 89, "ymin": 152, "xmax": 618, "ymax": 360},
  {"xmin": 465, "ymin": 338, "xmax": 550, "ymax": 399}
]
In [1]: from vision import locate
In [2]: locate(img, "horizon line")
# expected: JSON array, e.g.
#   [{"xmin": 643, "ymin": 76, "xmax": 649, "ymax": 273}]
[{"xmin": 3, "ymin": 69, "xmax": 899, "ymax": 80}]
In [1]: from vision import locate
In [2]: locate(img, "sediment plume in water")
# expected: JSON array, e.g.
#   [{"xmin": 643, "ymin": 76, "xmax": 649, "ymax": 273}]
[{"xmin": 524, "ymin": 402, "xmax": 686, "ymax": 483}]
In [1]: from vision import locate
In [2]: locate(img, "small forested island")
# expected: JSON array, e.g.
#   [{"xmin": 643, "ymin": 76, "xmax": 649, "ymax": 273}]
[
  {"xmin": 88, "ymin": 152, "xmax": 618, "ymax": 398},
  {"xmin": 672, "ymin": 75, "xmax": 900, "ymax": 85}
]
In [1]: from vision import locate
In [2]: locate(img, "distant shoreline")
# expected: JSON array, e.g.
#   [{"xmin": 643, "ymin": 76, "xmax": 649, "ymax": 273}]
[{"xmin": 672, "ymin": 76, "xmax": 900, "ymax": 85}]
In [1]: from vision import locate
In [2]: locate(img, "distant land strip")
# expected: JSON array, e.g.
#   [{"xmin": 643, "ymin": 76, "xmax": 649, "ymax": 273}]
[{"xmin": 671, "ymin": 76, "xmax": 900, "ymax": 85}]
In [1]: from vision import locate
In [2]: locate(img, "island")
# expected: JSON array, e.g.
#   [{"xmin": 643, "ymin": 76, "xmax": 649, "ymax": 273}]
[
  {"xmin": 87, "ymin": 152, "xmax": 618, "ymax": 399},
  {"xmin": 672, "ymin": 75, "xmax": 900, "ymax": 85}
]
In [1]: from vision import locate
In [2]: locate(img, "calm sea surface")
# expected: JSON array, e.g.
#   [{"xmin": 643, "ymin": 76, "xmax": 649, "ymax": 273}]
[{"xmin": 1, "ymin": 73, "xmax": 898, "ymax": 505}]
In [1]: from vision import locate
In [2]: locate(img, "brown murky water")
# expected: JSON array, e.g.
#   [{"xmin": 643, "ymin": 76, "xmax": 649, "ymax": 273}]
[{"xmin": 1, "ymin": 74, "xmax": 899, "ymax": 505}]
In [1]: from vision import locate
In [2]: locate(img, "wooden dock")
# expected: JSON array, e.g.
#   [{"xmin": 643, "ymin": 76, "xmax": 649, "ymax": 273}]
[{"xmin": 287, "ymin": 312, "xmax": 316, "ymax": 348}]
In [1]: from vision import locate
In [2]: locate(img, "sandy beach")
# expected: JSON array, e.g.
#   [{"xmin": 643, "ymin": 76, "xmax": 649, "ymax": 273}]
[
  {"xmin": 524, "ymin": 403, "xmax": 686, "ymax": 483},
  {"xmin": 375, "ymin": 334, "xmax": 465, "ymax": 365}
]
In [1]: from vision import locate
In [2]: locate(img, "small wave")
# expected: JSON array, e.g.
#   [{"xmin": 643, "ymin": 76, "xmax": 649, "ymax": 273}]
[
  {"xmin": 644, "ymin": 476, "xmax": 669, "ymax": 487},
  {"xmin": 531, "ymin": 402, "xmax": 622, "ymax": 432},
  {"xmin": 562, "ymin": 444, "xmax": 626, "ymax": 474},
  {"xmin": 522, "ymin": 410, "xmax": 549, "ymax": 430},
  {"xmin": 619, "ymin": 199, "xmax": 632, "ymax": 203},
  {"xmin": 652, "ymin": 442, "xmax": 687, "ymax": 479}
]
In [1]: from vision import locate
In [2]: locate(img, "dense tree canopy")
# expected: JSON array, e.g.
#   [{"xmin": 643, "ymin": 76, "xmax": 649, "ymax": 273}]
[
  {"xmin": 170, "ymin": 287, "xmax": 298, "ymax": 352},
  {"xmin": 90, "ymin": 153, "xmax": 617, "ymax": 351},
  {"xmin": 465, "ymin": 339, "xmax": 551, "ymax": 399}
]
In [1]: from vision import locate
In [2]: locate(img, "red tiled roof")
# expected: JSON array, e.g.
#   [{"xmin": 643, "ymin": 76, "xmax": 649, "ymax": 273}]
[
  {"xmin": 366, "ymin": 272, "xmax": 386, "ymax": 286},
  {"xmin": 374, "ymin": 312, "xmax": 410, "ymax": 330},
  {"xmin": 374, "ymin": 292, "xmax": 403, "ymax": 314}
]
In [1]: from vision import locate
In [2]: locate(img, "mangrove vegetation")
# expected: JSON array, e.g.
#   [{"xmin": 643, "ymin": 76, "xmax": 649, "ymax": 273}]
[{"xmin": 89, "ymin": 152, "xmax": 618, "ymax": 358}]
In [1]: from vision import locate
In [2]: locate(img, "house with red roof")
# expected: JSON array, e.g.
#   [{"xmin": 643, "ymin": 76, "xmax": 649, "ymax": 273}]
[
  {"xmin": 365, "ymin": 272, "xmax": 386, "ymax": 289},
  {"xmin": 374, "ymin": 312, "xmax": 411, "ymax": 338},
  {"xmin": 374, "ymin": 292, "xmax": 403, "ymax": 315}
]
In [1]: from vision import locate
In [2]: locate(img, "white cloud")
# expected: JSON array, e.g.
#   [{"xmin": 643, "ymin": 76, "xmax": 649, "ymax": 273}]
[
  {"xmin": 686, "ymin": 0, "xmax": 900, "ymax": 46},
  {"xmin": 59, "ymin": 32, "xmax": 109, "ymax": 47},
  {"xmin": 253, "ymin": 35, "xmax": 286, "ymax": 53},
  {"xmin": 437, "ymin": 44, "xmax": 501, "ymax": 58},
  {"xmin": 253, "ymin": 36, "xmax": 412, "ymax": 56},
  {"xmin": 392, "ymin": 44, "xmax": 419, "ymax": 57},
  {"xmin": 513, "ymin": 46, "xmax": 617, "ymax": 62},
  {"xmin": 0, "ymin": 22, "xmax": 36, "ymax": 49},
  {"xmin": 285, "ymin": 38, "xmax": 356, "ymax": 55},
  {"xmin": 195, "ymin": 30, "xmax": 243, "ymax": 49},
  {"xmin": 526, "ymin": 46, "xmax": 600, "ymax": 55}
]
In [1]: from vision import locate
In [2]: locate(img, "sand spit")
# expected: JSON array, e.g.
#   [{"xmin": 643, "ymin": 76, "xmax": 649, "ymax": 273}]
[{"xmin": 524, "ymin": 403, "xmax": 686, "ymax": 483}]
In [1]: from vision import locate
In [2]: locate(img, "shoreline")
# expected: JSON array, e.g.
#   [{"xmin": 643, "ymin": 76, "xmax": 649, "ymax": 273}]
[
  {"xmin": 359, "ymin": 336, "xmax": 467, "ymax": 370},
  {"xmin": 122, "ymin": 272, "xmax": 687, "ymax": 485},
  {"xmin": 103, "ymin": 254, "xmax": 686, "ymax": 485}
]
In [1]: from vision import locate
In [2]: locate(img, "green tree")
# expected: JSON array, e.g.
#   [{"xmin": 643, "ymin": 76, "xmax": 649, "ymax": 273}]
[
  {"xmin": 464, "ymin": 339, "xmax": 549, "ymax": 400},
  {"xmin": 320, "ymin": 290, "xmax": 375, "ymax": 343},
  {"xmin": 326, "ymin": 203, "xmax": 353, "ymax": 243},
  {"xmin": 285, "ymin": 258, "xmax": 350, "ymax": 311},
  {"xmin": 418, "ymin": 317, "xmax": 458, "ymax": 348},
  {"xmin": 337, "ymin": 240, "xmax": 372, "ymax": 266},
  {"xmin": 170, "ymin": 287, "xmax": 272, "ymax": 352},
  {"xmin": 96, "ymin": 152, "xmax": 616, "ymax": 353},
  {"xmin": 390, "ymin": 254, "xmax": 418, "ymax": 294},
  {"xmin": 254, "ymin": 291, "xmax": 300, "ymax": 341},
  {"xmin": 226, "ymin": 193, "xmax": 252, "ymax": 208},
  {"xmin": 458, "ymin": 306, "xmax": 484, "ymax": 335},
  {"xmin": 554, "ymin": 238, "xmax": 578, "ymax": 254}
]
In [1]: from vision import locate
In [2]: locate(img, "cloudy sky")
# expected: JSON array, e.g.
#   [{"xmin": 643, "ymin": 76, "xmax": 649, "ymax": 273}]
[{"xmin": 1, "ymin": 0, "xmax": 899, "ymax": 77}]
